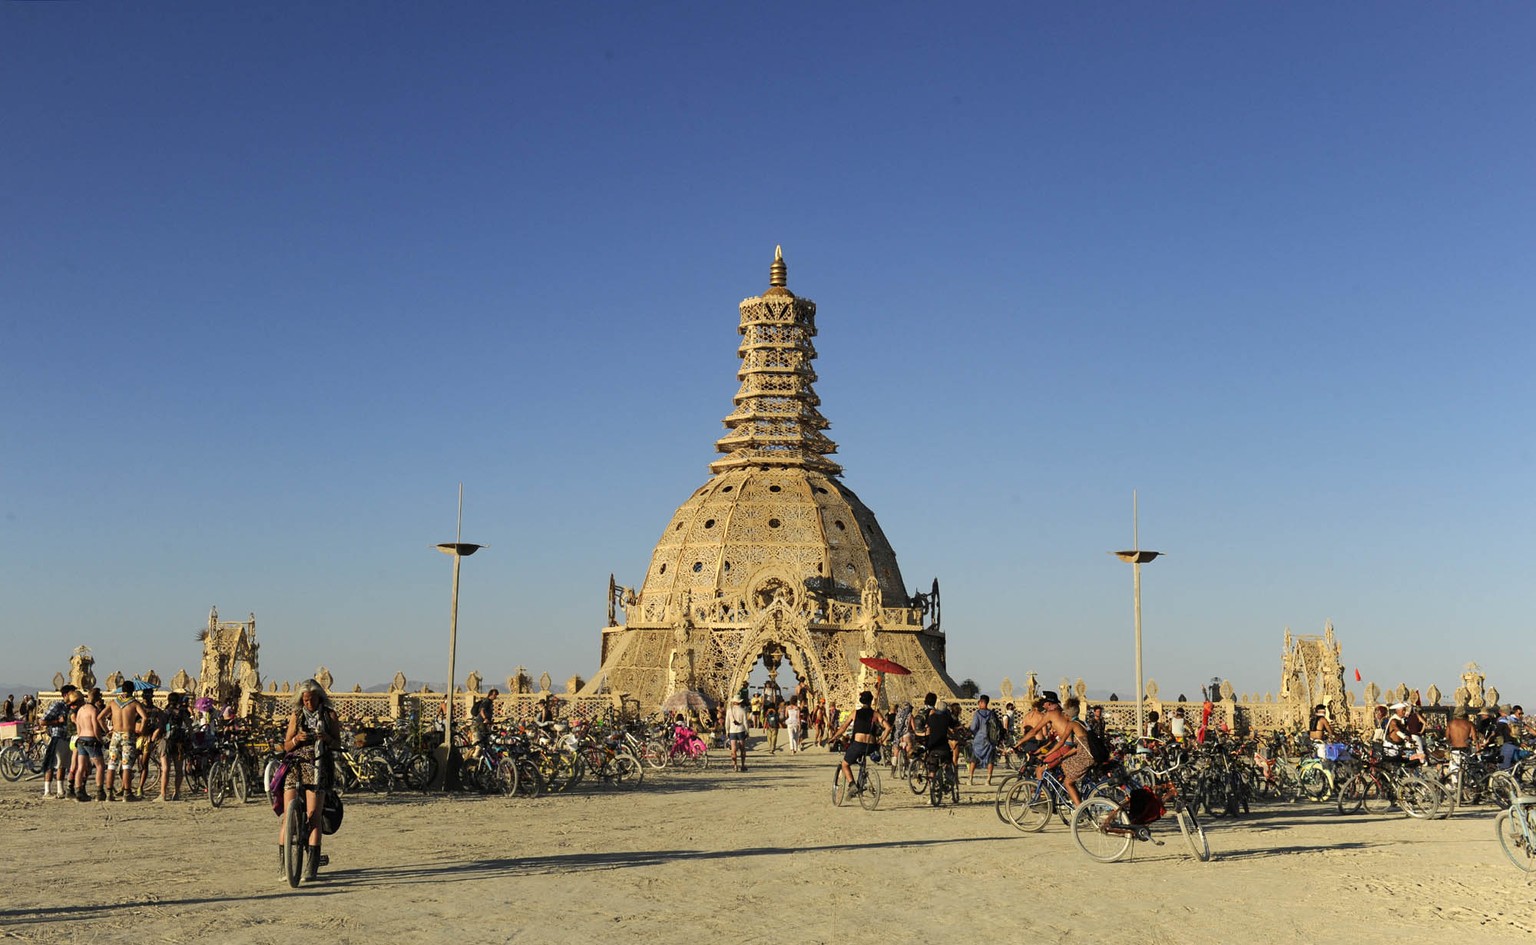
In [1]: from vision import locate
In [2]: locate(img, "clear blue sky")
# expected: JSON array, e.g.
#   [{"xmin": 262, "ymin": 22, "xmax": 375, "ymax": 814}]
[{"xmin": 4, "ymin": 3, "xmax": 1532, "ymax": 704}]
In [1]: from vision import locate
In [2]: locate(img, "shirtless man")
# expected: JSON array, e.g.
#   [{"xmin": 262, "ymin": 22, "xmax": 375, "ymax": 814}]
[
  {"xmin": 72, "ymin": 690, "xmax": 107, "ymax": 802},
  {"xmin": 1009, "ymin": 698, "xmax": 1049, "ymax": 772},
  {"xmin": 105, "ymin": 682, "xmax": 145, "ymax": 801},
  {"xmin": 1036, "ymin": 691, "xmax": 1093, "ymax": 805},
  {"xmin": 1445, "ymin": 707, "xmax": 1479, "ymax": 780}
]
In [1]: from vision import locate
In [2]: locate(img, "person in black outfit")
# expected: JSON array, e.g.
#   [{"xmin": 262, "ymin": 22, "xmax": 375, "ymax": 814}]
[
  {"xmin": 833, "ymin": 690, "xmax": 890, "ymax": 789},
  {"xmin": 918, "ymin": 699, "xmax": 955, "ymax": 771}
]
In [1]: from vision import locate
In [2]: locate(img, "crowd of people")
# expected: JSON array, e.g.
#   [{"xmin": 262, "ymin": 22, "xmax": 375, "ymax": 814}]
[{"xmin": 23, "ymin": 682, "xmax": 204, "ymax": 802}]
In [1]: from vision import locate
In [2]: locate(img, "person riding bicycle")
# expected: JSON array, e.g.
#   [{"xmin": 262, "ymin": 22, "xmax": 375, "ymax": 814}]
[
  {"xmin": 278, "ymin": 679, "xmax": 341, "ymax": 883},
  {"xmin": 833, "ymin": 691, "xmax": 890, "ymax": 789},
  {"xmin": 912, "ymin": 696, "xmax": 955, "ymax": 779},
  {"xmin": 469, "ymin": 689, "xmax": 498, "ymax": 758},
  {"xmin": 1036, "ymin": 691, "xmax": 1093, "ymax": 806}
]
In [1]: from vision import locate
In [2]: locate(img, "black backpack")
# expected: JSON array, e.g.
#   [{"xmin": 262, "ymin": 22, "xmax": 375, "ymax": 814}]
[{"xmin": 1080, "ymin": 724, "xmax": 1111, "ymax": 765}]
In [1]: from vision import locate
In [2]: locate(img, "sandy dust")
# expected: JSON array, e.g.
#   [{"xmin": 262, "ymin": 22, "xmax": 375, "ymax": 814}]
[{"xmin": 2, "ymin": 747, "xmax": 1532, "ymax": 944}]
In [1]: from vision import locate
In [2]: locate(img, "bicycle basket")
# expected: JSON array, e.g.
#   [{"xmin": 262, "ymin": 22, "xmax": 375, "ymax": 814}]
[{"xmin": 1125, "ymin": 787, "xmax": 1165, "ymax": 825}]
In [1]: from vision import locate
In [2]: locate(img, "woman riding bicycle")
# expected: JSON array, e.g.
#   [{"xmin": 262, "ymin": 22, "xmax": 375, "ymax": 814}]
[
  {"xmin": 833, "ymin": 691, "xmax": 890, "ymax": 789},
  {"xmin": 278, "ymin": 679, "xmax": 341, "ymax": 882}
]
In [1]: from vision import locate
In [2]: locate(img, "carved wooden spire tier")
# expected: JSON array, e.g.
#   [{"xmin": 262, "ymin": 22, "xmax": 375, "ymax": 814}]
[{"xmin": 711, "ymin": 246, "xmax": 842, "ymax": 476}]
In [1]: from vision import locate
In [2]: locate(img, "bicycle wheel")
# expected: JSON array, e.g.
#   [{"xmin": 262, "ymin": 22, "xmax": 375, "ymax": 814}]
[
  {"xmin": 363, "ymin": 758, "xmax": 395, "ymax": 795},
  {"xmin": 264, "ymin": 757, "xmax": 282, "ymax": 806},
  {"xmin": 514, "ymin": 757, "xmax": 544, "ymax": 798},
  {"xmin": 1397, "ymin": 776, "xmax": 1440, "ymax": 819},
  {"xmin": 1071, "ymin": 798, "xmax": 1133, "ymax": 863},
  {"xmin": 928, "ymin": 768, "xmax": 944, "ymax": 807},
  {"xmin": 858, "ymin": 766, "xmax": 882, "ymax": 811},
  {"xmin": 1360, "ymin": 775, "xmax": 1391, "ymax": 814},
  {"xmin": 643, "ymin": 738, "xmax": 669, "ymax": 769},
  {"xmin": 1495, "ymin": 809, "xmax": 1536, "ymax": 873},
  {"xmin": 495, "ymin": 758, "xmax": 518, "ymax": 796},
  {"xmin": 692, "ymin": 747, "xmax": 711, "ymax": 770},
  {"xmin": 908, "ymin": 763, "xmax": 928, "ymax": 795},
  {"xmin": 1298, "ymin": 764, "xmax": 1330, "ymax": 801},
  {"xmin": 284, "ymin": 802, "xmax": 305, "ymax": 888},
  {"xmin": 208, "ymin": 761, "xmax": 229, "ymax": 808},
  {"xmin": 832, "ymin": 767, "xmax": 848, "ymax": 807},
  {"xmin": 1433, "ymin": 770, "xmax": 1459, "ymax": 819},
  {"xmin": 993, "ymin": 775, "xmax": 1021, "ymax": 824},
  {"xmin": 0, "ymin": 747, "xmax": 21, "ymax": 782},
  {"xmin": 231, "ymin": 761, "xmax": 249, "ymax": 805},
  {"xmin": 1006, "ymin": 778, "xmax": 1054, "ymax": 832},
  {"xmin": 1177, "ymin": 805, "xmax": 1212, "ymax": 861},
  {"xmin": 1273, "ymin": 764, "xmax": 1302, "ymax": 802},
  {"xmin": 1336, "ymin": 774, "xmax": 1367, "ymax": 815},
  {"xmin": 610, "ymin": 753, "xmax": 643, "ymax": 789},
  {"xmin": 403, "ymin": 753, "xmax": 435, "ymax": 791},
  {"xmin": 1489, "ymin": 772, "xmax": 1520, "ymax": 809}
]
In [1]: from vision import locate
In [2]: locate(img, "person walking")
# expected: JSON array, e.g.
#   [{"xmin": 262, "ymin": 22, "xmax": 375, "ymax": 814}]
[
  {"xmin": 786, "ymin": 700, "xmax": 802, "ymax": 753},
  {"xmin": 764, "ymin": 700, "xmax": 781, "ymax": 753},
  {"xmin": 967, "ymin": 694, "xmax": 1001, "ymax": 785},
  {"xmin": 724, "ymin": 696, "xmax": 750, "ymax": 771}
]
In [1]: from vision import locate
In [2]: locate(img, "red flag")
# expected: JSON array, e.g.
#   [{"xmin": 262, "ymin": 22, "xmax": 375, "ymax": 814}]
[{"xmin": 1354, "ymin": 668, "xmax": 1362, "ymax": 682}]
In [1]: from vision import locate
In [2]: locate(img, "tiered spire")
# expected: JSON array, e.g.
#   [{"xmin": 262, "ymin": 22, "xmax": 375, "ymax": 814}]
[{"xmin": 711, "ymin": 247, "xmax": 842, "ymax": 475}]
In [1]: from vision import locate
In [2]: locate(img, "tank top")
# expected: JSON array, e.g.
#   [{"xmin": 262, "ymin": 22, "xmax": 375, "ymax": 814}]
[{"xmin": 851, "ymin": 706, "xmax": 877, "ymax": 736}]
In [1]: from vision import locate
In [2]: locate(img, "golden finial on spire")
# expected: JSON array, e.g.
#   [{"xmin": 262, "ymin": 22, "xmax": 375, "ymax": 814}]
[{"xmin": 769, "ymin": 245, "xmax": 787, "ymax": 288}]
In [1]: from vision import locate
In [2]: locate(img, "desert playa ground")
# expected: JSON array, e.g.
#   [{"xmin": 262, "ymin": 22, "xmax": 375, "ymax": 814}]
[{"xmin": 1, "ymin": 748, "xmax": 1531, "ymax": 945}]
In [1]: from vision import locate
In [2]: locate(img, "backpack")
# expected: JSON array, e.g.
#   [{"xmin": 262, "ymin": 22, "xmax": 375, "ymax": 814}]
[
  {"xmin": 1080, "ymin": 725, "xmax": 1111, "ymax": 765},
  {"xmin": 984, "ymin": 711, "xmax": 1002, "ymax": 746}
]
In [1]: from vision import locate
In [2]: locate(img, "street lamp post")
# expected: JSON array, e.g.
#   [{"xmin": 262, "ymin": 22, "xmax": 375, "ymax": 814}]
[
  {"xmin": 435, "ymin": 484, "xmax": 483, "ymax": 786},
  {"xmin": 1111, "ymin": 491, "xmax": 1161, "ymax": 741}
]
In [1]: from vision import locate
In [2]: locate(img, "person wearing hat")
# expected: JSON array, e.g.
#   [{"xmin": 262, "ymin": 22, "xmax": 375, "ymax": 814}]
[
  {"xmin": 39, "ymin": 685, "xmax": 79, "ymax": 799},
  {"xmin": 1382, "ymin": 702, "xmax": 1414, "ymax": 760},
  {"xmin": 723, "ymin": 696, "xmax": 749, "ymax": 771},
  {"xmin": 1035, "ymin": 691, "xmax": 1096, "ymax": 806}
]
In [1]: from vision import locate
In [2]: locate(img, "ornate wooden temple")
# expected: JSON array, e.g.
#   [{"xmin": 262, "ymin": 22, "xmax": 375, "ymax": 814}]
[{"xmin": 583, "ymin": 249, "xmax": 962, "ymax": 713}]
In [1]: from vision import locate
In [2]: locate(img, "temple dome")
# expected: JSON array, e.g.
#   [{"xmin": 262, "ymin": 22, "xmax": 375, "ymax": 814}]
[{"xmin": 639, "ymin": 467, "xmax": 907, "ymax": 616}]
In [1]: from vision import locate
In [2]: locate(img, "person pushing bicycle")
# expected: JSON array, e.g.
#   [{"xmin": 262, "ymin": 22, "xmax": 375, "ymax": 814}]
[{"xmin": 278, "ymin": 679, "xmax": 341, "ymax": 883}]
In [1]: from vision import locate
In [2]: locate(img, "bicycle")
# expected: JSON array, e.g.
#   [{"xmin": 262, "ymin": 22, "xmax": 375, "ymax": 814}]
[
  {"xmin": 1335, "ymin": 755, "xmax": 1441, "ymax": 819},
  {"xmin": 1071, "ymin": 780, "xmax": 1211, "ymax": 863},
  {"xmin": 0, "ymin": 725, "xmax": 45, "ymax": 782},
  {"xmin": 664, "ymin": 723, "xmax": 712, "ymax": 770},
  {"xmin": 1003, "ymin": 763, "xmax": 1125, "ymax": 831},
  {"xmin": 915, "ymin": 749, "xmax": 960, "ymax": 808},
  {"xmin": 1494, "ymin": 792, "xmax": 1536, "ymax": 872},
  {"xmin": 207, "ymin": 734, "xmax": 250, "ymax": 808},
  {"xmin": 833, "ymin": 746, "xmax": 883, "ymax": 810},
  {"xmin": 270, "ymin": 751, "xmax": 328, "ymax": 888}
]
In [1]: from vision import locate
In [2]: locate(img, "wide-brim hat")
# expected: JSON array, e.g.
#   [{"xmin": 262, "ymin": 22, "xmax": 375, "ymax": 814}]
[
  {"xmin": 1041, "ymin": 691, "xmax": 1061, "ymax": 704},
  {"xmin": 1389, "ymin": 702, "xmax": 1408, "ymax": 710}
]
